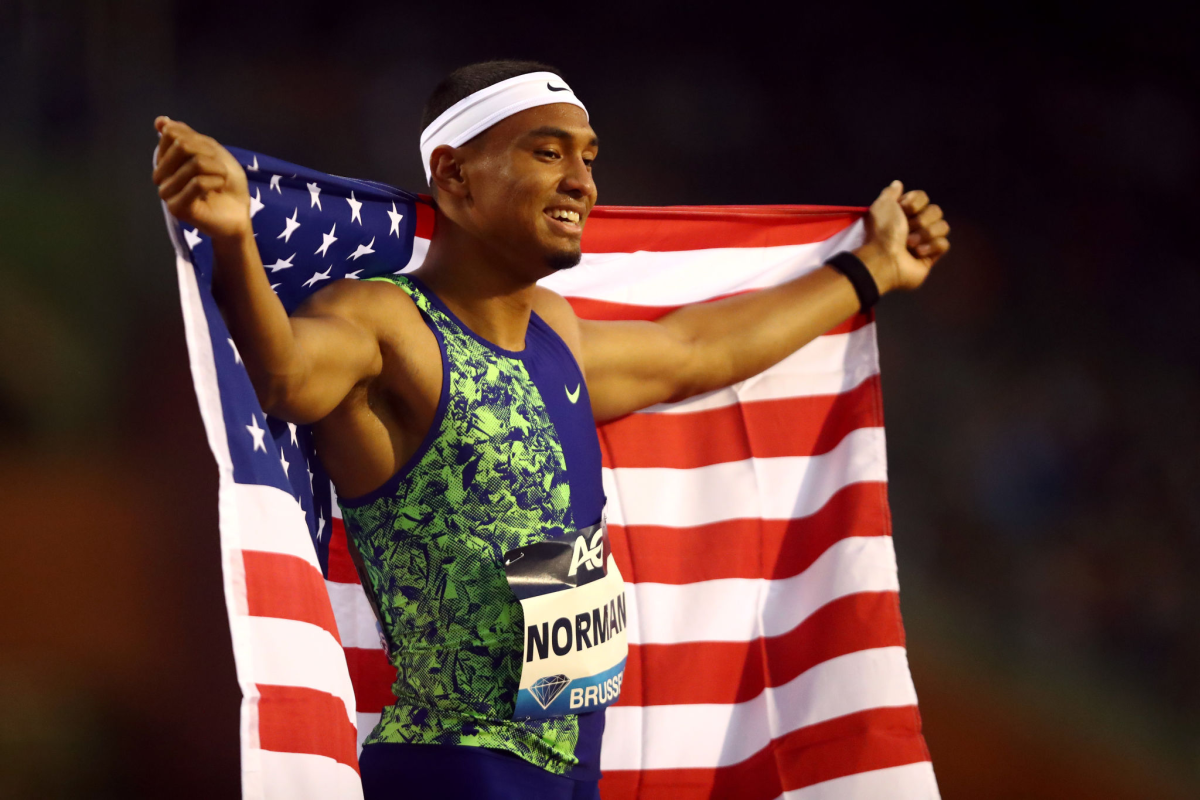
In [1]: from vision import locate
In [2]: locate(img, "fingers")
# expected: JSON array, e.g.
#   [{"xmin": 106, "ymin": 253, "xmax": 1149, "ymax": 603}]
[
  {"xmin": 900, "ymin": 190, "xmax": 929, "ymax": 216},
  {"xmin": 906, "ymin": 218, "xmax": 950, "ymax": 247},
  {"xmin": 152, "ymin": 119, "xmax": 213, "ymax": 180},
  {"xmin": 158, "ymin": 154, "xmax": 225, "ymax": 201},
  {"xmin": 914, "ymin": 236, "xmax": 950, "ymax": 261},
  {"xmin": 165, "ymin": 174, "xmax": 224, "ymax": 217},
  {"xmin": 877, "ymin": 179, "xmax": 904, "ymax": 204},
  {"xmin": 912, "ymin": 203, "xmax": 943, "ymax": 229}
]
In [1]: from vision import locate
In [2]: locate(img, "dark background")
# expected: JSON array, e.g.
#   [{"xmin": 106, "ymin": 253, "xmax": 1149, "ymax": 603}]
[{"xmin": 2, "ymin": 1, "xmax": 1198, "ymax": 797}]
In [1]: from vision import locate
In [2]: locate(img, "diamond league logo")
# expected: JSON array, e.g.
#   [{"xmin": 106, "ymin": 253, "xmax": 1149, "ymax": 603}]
[{"xmin": 528, "ymin": 674, "xmax": 572, "ymax": 709}]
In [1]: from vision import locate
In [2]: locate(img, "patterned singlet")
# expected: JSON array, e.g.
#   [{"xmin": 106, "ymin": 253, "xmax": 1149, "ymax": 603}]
[{"xmin": 337, "ymin": 275, "xmax": 608, "ymax": 779}]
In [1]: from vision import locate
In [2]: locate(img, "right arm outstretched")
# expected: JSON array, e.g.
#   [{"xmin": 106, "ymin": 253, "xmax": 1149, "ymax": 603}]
[{"xmin": 153, "ymin": 117, "xmax": 381, "ymax": 423}]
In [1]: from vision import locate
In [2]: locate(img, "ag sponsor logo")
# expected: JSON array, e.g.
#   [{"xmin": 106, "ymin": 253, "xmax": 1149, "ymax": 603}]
[
  {"xmin": 526, "ymin": 591, "xmax": 627, "ymax": 662},
  {"xmin": 568, "ymin": 528, "xmax": 604, "ymax": 576}
]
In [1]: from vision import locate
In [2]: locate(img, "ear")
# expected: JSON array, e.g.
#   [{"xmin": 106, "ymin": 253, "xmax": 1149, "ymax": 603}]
[{"xmin": 429, "ymin": 145, "xmax": 469, "ymax": 199}]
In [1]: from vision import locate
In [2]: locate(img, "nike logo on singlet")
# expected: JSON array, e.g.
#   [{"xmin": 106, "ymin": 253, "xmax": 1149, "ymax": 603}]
[
  {"xmin": 566, "ymin": 384, "xmax": 581, "ymax": 404},
  {"xmin": 547, "ymin": 83, "xmax": 569, "ymax": 92}
]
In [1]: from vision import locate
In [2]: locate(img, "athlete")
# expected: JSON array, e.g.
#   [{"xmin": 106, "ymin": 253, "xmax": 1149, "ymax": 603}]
[{"xmin": 152, "ymin": 60, "xmax": 950, "ymax": 800}]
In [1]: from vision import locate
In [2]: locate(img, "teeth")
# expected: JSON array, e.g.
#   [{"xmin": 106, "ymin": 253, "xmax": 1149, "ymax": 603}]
[{"xmin": 549, "ymin": 209, "xmax": 580, "ymax": 224}]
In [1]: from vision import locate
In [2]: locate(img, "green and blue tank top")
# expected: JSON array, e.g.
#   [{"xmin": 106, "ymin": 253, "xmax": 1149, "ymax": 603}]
[{"xmin": 337, "ymin": 275, "xmax": 608, "ymax": 779}]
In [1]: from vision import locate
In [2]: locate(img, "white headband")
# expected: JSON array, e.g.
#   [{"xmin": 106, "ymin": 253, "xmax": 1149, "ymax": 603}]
[{"xmin": 419, "ymin": 71, "xmax": 588, "ymax": 184}]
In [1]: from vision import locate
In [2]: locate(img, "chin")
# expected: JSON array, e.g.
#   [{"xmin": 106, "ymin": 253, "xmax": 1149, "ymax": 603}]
[{"xmin": 545, "ymin": 248, "xmax": 582, "ymax": 272}]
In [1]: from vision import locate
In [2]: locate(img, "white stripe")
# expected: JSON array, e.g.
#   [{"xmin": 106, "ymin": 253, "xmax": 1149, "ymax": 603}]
[
  {"xmin": 327, "ymin": 581, "xmax": 383, "ymax": 651},
  {"xmin": 329, "ymin": 535, "xmax": 896, "ymax": 651},
  {"xmin": 601, "ymin": 646, "xmax": 918, "ymax": 771},
  {"xmin": 642, "ymin": 324, "xmax": 879, "ymax": 414},
  {"xmin": 236, "ymin": 615, "xmax": 357, "ymax": 724},
  {"xmin": 258, "ymin": 749, "xmax": 364, "ymax": 800},
  {"xmin": 782, "ymin": 761, "xmax": 940, "ymax": 800},
  {"xmin": 627, "ymin": 536, "xmax": 898, "ymax": 645},
  {"xmin": 356, "ymin": 712, "xmax": 381, "ymax": 753},
  {"xmin": 540, "ymin": 220, "xmax": 864, "ymax": 306},
  {"xmin": 236, "ymin": 482, "xmax": 322, "ymax": 570},
  {"xmin": 604, "ymin": 427, "xmax": 887, "ymax": 528}
]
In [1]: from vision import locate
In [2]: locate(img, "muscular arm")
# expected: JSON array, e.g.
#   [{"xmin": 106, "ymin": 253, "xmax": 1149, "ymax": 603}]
[
  {"xmin": 153, "ymin": 117, "xmax": 382, "ymax": 423},
  {"xmin": 579, "ymin": 182, "xmax": 951, "ymax": 422}
]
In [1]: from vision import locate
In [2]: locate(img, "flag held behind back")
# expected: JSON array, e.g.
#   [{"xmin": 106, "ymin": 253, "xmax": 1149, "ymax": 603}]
[{"xmin": 165, "ymin": 147, "xmax": 939, "ymax": 799}]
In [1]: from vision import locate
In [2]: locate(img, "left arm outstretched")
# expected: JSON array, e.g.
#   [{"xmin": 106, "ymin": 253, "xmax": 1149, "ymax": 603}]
[{"xmin": 578, "ymin": 182, "xmax": 950, "ymax": 422}]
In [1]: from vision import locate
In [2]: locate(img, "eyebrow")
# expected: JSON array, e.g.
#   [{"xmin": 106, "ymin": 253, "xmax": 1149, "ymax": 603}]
[{"xmin": 524, "ymin": 125, "xmax": 599, "ymax": 147}]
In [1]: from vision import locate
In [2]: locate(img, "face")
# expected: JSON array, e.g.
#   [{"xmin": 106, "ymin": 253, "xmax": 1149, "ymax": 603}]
[{"xmin": 436, "ymin": 103, "xmax": 598, "ymax": 279}]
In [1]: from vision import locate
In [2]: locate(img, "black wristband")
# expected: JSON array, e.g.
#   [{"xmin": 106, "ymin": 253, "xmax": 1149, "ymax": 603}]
[{"xmin": 826, "ymin": 251, "xmax": 881, "ymax": 311}]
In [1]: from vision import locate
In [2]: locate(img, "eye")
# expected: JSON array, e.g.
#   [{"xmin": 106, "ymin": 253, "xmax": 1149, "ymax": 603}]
[{"xmin": 537, "ymin": 149, "xmax": 561, "ymax": 159}]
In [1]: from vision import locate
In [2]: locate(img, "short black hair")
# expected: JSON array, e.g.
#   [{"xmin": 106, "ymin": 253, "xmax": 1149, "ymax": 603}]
[{"xmin": 420, "ymin": 60, "xmax": 564, "ymax": 131}]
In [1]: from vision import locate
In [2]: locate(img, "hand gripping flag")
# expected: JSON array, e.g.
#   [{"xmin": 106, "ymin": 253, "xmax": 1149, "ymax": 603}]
[{"xmin": 164, "ymin": 147, "xmax": 940, "ymax": 800}]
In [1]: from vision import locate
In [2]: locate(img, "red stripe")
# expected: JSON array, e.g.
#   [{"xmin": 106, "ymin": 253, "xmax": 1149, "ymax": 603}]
[
  {"xmin": 256, "ymin": 683, "xmax": 360, "ymax": 773},
  {"xmin": 617, "ymin": 591, "xmax": 905, "ymax": 707},
  {"xmin": 580, "ymin": 205, "xmax": 864, "ymax": 253},
  {"xmin": 599, "ymin": 706, "xmax": 928, "ymax": 800},
  {"xmin": 567, "ymin": 295, "xmax": 872, "ymax": 336},
  {"xmin": 414, "ymin": 197, "xmax": 436, "ymax": 240},
  {"xmin": 608, "ymin": 481, "xmax": 891, "ymax": 585},
  {"xmin": 598, "ymin": 377, "xmax": 882, "ymax": 469},
  {"xmin": 326, "ymin": 517, "xmax": 360, "ymax": 585},
  {"xmin": 242, "ymin": 550, "xmax": 341, "ymax": 644},
  {"xmin": 345, "ymin": 646, "xmax": 398, "ymax": 712}
]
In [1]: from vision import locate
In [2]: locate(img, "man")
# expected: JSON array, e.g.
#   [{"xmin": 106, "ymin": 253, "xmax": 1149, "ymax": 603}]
[{"xmin": 152, "ymin": 60, "xmax": 949, "ymax": 800}]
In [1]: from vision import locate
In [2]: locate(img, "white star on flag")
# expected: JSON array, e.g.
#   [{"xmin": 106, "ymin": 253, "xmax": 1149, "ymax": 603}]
[
  {"xmin": 307, "ymin": 182, "xmax": 322, "ymax": 210},
  {"xmin": 345, "ymin": 269, "xmax": 363, "ymax": 279},
  {"xmin": 227, "ymin": 338, "xmax": 242, "ymax": 364},
  {"xmin": 347, "ymin": 191, "xmax": 363, "ymax": 224},
  {"xmin": 247, "ymin": 155, "xmax": 260, "ymax": 172},
  {"xmin": 249, "ymin": 188, "xmax": 265, "ymax": 218},
  {"xmin": 278, "ymin": 208, "xmax": 301, "ymax": 242},
  {"xmin": 280, "ymin": 447, "xmax": 290, "ymax": 477},
  {"xmin": 387, "ymin": 202, "xmax": 404, "ymax": 237},
  {"xmin": 315, "ymin": 223, "xmax": 338, "ymax": 256},
  {"xmin": 303, "ymin": 266, "xmax": 333, "ymax": 288},
  {"xmin": 270, "ymin": 283, "xmax": 281, "ymax": 292},
  {"xmin": 306, "ymin": 463, "xmax": 314, "ymax": 490},
  {"xmin": 348, "ymin": 236, "xmax": 376, "ymax": 260},
  {"xmin": 267, "ymin": 253, "xmax": 296, "ymax": 272},
  {"xmin": 287, "ymin": 421, "xmax": 298, "ymax": 447},
  {"xmin": 269, "ymin": 174, "xmax": 282, "ymax": 193},
  {"xmin": 316, "ymin": 513, "xmax": 325, "ymax": 542},
  {"xmin": 246, "ymin": 415, "xmax": 267, "ymax": 453},
  {"xmin": 184, "ymin": 228, "xmax": 202, "ymax": 250}
]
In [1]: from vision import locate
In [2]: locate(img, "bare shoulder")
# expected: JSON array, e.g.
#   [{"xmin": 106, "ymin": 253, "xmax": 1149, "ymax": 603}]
[
  {"xmin": 531, "ymin": 284, "xmax": 584, "ymax": 355},
  {"xmin": 294, "ymin": 277, "xmax": 425, "ymax": 338}
]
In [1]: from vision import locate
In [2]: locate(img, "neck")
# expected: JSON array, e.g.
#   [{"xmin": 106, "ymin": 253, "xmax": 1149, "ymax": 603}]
[{"xmin": 412, "ymin": 210, "xmax": 541, "ymax": 352}]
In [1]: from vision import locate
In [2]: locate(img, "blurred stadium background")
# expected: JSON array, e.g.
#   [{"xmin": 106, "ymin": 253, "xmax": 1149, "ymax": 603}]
[{"xmin": 1, "ymin": 1, "xmax": 1198, "ymax": 797}]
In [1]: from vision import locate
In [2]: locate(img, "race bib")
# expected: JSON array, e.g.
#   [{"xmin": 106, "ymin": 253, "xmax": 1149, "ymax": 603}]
[{"xmin": 504, "ymin": 515, "xmax": 628, "ymax": 719}]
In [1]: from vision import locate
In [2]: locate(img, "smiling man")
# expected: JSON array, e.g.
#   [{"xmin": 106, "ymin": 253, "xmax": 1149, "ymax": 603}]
[{"xmin": 152, "ymin": 60, "xmax": 950, "ymax": 800}]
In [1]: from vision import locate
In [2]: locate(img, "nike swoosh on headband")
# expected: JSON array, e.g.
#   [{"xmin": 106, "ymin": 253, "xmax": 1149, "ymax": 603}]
[{"xmin": 547, "ymin": 83, "xmax": 569, "ymax": 92}]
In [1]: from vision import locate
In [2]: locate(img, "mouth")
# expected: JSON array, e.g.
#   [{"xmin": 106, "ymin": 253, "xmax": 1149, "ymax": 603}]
[{"xmin": 543, "ymin": 206, "xmax": 584, "ymax": 236}]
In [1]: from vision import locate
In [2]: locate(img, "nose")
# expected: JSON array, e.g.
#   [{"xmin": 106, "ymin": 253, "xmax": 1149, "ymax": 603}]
[{"xmin": 559, "ymin": 154, "xmax": 596, "ymax": 201}]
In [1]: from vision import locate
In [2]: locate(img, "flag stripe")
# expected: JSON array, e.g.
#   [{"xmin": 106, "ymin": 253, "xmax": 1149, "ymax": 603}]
[
  {"xmin": 329, "ymin": 535, "xmax": 896, "ymax": 651},
  {"xmin": 244, "ymin": 550, "xmax": 342, "ymax": 644},
  {"xmin": 618, "ymin": 591, "xmax": 904, "ymax": 707},
  {"xmin": 552, "ymin": 238, "xmax": 861, "ymax": 309},
  {"xmin": 608, "ymin": 481, "xmax": 890, "ymax": 585},
  {"xmin": 256, "ymin": 684, "xmax": 361, "ymax": 772},
  {"xmin": 601, "ymin": 646, "xmax": 918, "ymax": 770},
  {"xmin": 326, "ymin": 517, "xmax": 358, "ymax": 584},
  {"xmin": 345, "ymin": 646, "xmax": 398, "ymax": 713},
  {"xmin": 603, "ymin": 427, "xmax": 887, "ymax": 528},
  {"xmin": 257, "ymin": 750, "xmax": 365, "ymax": 800},
  {"xmin": 238, "ymin": 615, "xmax": 356, "ymax": 722},
  {"xmin": 599, "ymin": 707, "xmax": 929, "ymax": 800},
  {"xmin": 566, "ymin": 292, "xmax": 872, "ymax": 335},
  {"xmin": 624, "ymin": 536, "xmax": 898, "ymax": 645},
  {"xmin": 579, "ymin": 206, "xmax": 862, "ymax": 253},
  {"xmin": 599, "ymin": 375, "xmax": 882, "ymax": 469}
]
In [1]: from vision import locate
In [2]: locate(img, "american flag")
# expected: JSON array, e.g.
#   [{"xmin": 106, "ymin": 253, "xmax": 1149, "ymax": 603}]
[{"xmin": 165, "ymin": 147, "xmax": 939, "ymax": 799}]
